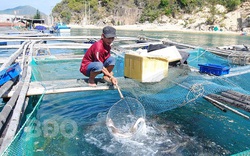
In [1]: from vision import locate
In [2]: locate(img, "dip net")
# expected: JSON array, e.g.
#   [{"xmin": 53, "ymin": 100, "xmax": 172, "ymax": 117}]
[{"xmin": 106, "ymin": 97, "xmax": 146, "ymax": 138}]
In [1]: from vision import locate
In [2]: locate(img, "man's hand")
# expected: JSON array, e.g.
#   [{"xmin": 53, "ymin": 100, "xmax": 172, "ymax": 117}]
[{"xmin": 110, "ymin": 76, "xmax": 118, "ymax": 85}]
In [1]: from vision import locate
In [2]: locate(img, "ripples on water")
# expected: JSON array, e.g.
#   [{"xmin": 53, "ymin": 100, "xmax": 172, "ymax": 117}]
[
  {"xmin": 33, "ymin": 91, "xmax": 239, "ymax": 156},
  {"xmin": 31, "ymin": 80, "xmax": 250, "ymax": 155}
]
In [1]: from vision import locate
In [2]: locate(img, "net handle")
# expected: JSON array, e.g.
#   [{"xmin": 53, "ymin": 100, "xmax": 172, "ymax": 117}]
[{"xmin": 116, "ymin": 84, "xmax": 124, "ymax": 99}]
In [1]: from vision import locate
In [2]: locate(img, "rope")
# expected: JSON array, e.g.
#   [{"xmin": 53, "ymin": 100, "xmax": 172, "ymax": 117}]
[{"xmin": 188, "ymin": 48, "xmax": 208, "ymax": 63}]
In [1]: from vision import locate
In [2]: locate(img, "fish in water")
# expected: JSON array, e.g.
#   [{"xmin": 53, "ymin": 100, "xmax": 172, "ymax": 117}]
[{"xmin": 106, "ymin": 117, "xmax": 146, "ymax": 138}]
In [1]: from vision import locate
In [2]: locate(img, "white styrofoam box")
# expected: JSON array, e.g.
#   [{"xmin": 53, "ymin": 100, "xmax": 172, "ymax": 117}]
[
  {"xmin": 124, "ymin": 53, "xmax": 169, "ymax": 83},
  {"xmin": 147, "ymin": 46, "xmax": 182, "ymax": 62}
]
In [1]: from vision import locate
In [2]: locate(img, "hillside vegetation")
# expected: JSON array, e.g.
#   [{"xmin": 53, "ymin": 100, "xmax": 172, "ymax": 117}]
[
  {"xmin": 0, "ymin": 5, "xmax": 47, "ymax": 18},
  {"xmin": 52, "ymin": 0, "xmax": 249, "ymax": 31}
]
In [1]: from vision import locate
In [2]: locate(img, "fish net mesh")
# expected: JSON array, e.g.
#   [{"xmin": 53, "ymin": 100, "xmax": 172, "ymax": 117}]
[
  {"xmin": 117, "ymin": 48, "xmax": 250, "ymax": 115},
  {"xmin": 120, "ymin": 66, "xmax": 249, "ymax": 115},
  {"xmin": 2, "ymin": 48, "xmax": 250, "ymax": 155},
  {"xmin": 106, "ymin": 97, "xmax": 146, "ymax": 138},
  {"xmin": 1, "ymin": 95, "xmax": 45, "ymax": 156}
]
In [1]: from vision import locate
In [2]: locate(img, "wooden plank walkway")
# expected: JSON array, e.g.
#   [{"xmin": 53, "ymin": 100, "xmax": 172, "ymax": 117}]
[
  {"xmin": 2, "ymin": 78, "xmax": 118, "ymax": 98},
  {"xmin": 33, "ymin": 54, "xmax": 83, "ymax": 61},
  {"xmin": 0, "ymin": 43, "xmax": 92, "ymax": 49},
  {"xmin": 119, "ymin": 41, "xmax": 163, "ymax": 49},
  {"xmin": 0, "ymin": 36, "xmax": 138, "ymax": 42},
  {"xmin": 34, "ymin": 43, "xmax": 91, "ymax": 49},
  {"xmin": 0, "ymin": 40, "xmax": 45, "ymax": 154},
  {"xmin": 0, "ymin": 45, "xmax": 20, "ymax": 49}
]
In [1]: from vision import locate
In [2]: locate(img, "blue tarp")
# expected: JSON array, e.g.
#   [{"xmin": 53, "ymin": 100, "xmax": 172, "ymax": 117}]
[{"xmin": 35, "ymin": 25, "xmax": 47, "ymax": 31}]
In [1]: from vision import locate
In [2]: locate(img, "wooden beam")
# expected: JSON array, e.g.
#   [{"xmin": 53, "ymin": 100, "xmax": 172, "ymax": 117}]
[
  {"xmin": 34, "ymin": 43, "xmax": 91, "ymax": 49},
  {"xmin": 0, "ymin": 41, "xmax": 29, "ymax": 70},
  {"xmin": 0, "ymin": 66, "xmax": 32, "ymax": 154},
  {"xmin": 0, "ymin": 36, "xmax": 100, "ymax": 40},
  {"xmin": 0, "ymin": 57, "xmax": 13, "ymax": 64},
  {"xmin": 0, "ymin": 36, "xmax": 136, "ymax": 40},
  {"xmin": 0, "ymin": 81, "xmax": 23, "ymax": 132},
  {"xmin": 162, "ymin": 40, "xmax": 198, "ymax": 49},
  {"xmin": 0, "ymin": 43, "xmax": 92, "ymax": 49},
  {"xmin": 33, "ymin": 54, "xmax": 83, "ymax": 60},
  {"xmin": 0, "ymin": 78, "xmax": 18, "ymax": 98},
  {"xmin": 2, "ymin": 78, "xmax": 116, "ymax": 98},
  {"xmin": 119, "ymin": 42, "xmax": 162, "ymax": 49},
  {"xmin": 0, "ymin": 45, "xmax": 20, "ymax": 49}
]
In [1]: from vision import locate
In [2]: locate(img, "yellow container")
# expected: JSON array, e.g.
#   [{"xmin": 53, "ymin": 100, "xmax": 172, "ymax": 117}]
[{"xmin": 124, "ymin": 53, "xmax": 169, "ymax": 82}]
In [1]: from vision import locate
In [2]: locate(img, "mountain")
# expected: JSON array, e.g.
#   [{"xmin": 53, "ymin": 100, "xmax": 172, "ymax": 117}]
[{"xmin": 0, "ymin": 5, "xmax": 47, "ymax": 18}]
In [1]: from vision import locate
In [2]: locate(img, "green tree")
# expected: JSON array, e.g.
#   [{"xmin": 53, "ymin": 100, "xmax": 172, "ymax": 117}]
[
  {"xmin": 60, "ymin": 11, "xmax": 71, "ymax": 23},
  {"xmin": 225, "ymin": 0, "xmax": 241, "ymax": 11},
  {"xmin": 139, "ymin": 0, "xmax": 161, "ymax": 23},
  {"xmin": 34, "ymin": 10, "xmax": 41, "ymax": 19},
  {"xmin": 51, "ymin": 0, "xmax": 246, "ymax": 24}
]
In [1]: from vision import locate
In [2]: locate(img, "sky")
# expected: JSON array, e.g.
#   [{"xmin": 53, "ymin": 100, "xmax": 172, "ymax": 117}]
[{"xmin": 0, "ymin": 0, "xmax": 62, "ymax": 15}]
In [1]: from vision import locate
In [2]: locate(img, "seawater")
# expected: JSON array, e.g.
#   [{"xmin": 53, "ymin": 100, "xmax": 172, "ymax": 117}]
[{"xmin": 1, "ymin": 27, "xmax": 250, "ymax": 156}]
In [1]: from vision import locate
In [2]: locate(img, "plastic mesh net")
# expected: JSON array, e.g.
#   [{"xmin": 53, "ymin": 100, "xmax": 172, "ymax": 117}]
[
  {"xmin": 119, "ymin": 66, "xmax": 249, "ymax": 115},
  {"xmin": 2, "ymin": 47, "xmax": 250, "ymax": 155},
  {"xmin": 117, "ymin": 48, "xmax": 250, "ymax": 115},
  {"xmin": 1, "ymin": 95, "xmax": 45, "ymax": 156}
]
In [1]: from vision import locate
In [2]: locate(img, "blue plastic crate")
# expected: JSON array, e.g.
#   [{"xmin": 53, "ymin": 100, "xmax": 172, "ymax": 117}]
[
  {"xmin": 0, "ymin": 63, "xmax": 21, "ymax": 85},
  {"xmin": 0, "ymin": 42, "xmax": 7, "ymax": 46},
  {"xmin": 198, "ymin": 63, "xmax": 230, "ymax": 76}
]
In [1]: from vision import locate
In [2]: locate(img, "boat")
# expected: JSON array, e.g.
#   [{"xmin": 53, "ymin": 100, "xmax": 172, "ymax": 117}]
[
  {"xmin": 216, "ymin": 44, "xmax": 249, "ymax": 51},
  {"xmin": 34, "ymin": 25, "xmax": 47, "ymax": 33},
  {"xmin": 53, "ymin": 23, "xmax": 71, "ymax": 33},
  {"xmin": 206, "ymin": 44, "xmax": 250, "ymax": 65}
]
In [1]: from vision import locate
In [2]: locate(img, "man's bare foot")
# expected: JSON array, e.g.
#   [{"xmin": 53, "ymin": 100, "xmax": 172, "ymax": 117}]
[{"xmin": 88, "ymin": 79, "xmax": 97, "ymax": 87}]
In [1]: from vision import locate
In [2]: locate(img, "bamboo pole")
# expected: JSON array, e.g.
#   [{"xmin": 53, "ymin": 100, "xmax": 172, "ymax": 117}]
[
  {"xmin": 0, "ymin": 45, "xmax": 20, "ymax": 49},
  {"xmin": 0, "ymin": 66, "xmax": 32, "ymax": 154},
  {"xmin": 170, "ymin": 80, "xmax": 250, "ymax": 119},
  {"xmin": 162, "ymin": 39, "xmax": 198, "ymax": 49},
  {"xmin": 226, "ymin": 90, "xmax": 250, "ymax": 102},
  {"xmin": 0, "ymin": 78, "xmax": 17, "ymax": 98},
  {"xmin": 119, "ymin": 41, "xmax": 163, "ymax": 49},
  {"xmin": 0, "ymin": 43, "xmax": 91, "ymax": 49},
  {"xmin": 203, "ymin": 96, "xmax": 227, "ymax": 112},
  {"xmin": 2, "ymin": 78, "xmax": 118, "ymax": 98},
  {"xmin": 207, "ymin": 94, "xmax": 250, "ymax": 113},
  {"xmin": 0, "ymin": 40, "xmax": 37, "ymax": 154},
  {"xmin": 0, "ymin": 41, "xmax": 30, "ymax": 98},
  {"xmin": 0, "ymin": 41, "xmax": 28, "ymax": 70},
  {"xmin": 0, "ymin": 36, "xmax": 138, "ymax": 42},
  {"xmin": 221, "ymin": 91, "xmax": 250, "ymax": 105},
  {"xmin": 204, "ymin": 95, "xmax": 250, "ymax": 119},
  {"xmin": 0, "ymin": 81, "xmax": 24, "ymax": 133}
]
